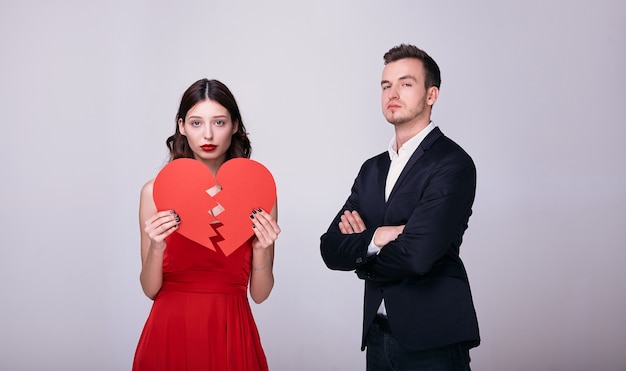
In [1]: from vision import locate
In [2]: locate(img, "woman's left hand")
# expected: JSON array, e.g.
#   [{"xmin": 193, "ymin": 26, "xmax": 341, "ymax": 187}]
[{"xmin": 250, "ymin": 208, "xmax": 281, "ymax": 250}]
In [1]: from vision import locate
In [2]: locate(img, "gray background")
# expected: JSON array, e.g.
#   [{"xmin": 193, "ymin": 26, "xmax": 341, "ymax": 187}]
[{"xmin": 1, "ymin": 0, "xmax": 625, "ymax": 370}]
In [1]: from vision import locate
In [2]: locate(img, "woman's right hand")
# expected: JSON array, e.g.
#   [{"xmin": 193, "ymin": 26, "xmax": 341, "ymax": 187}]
[{"xmin": 144, "ymin": 210, "xmax": 180, "ymax": 250}]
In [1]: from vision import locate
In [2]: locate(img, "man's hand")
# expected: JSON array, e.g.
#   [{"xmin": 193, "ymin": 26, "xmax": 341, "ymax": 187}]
[
  {"xmin": 339, "ymin": 210, "xmax": 366, "ymax": 234},
  {"xmin": 373, "ymin": 225, "xmax": 405, "ymax": 248}
]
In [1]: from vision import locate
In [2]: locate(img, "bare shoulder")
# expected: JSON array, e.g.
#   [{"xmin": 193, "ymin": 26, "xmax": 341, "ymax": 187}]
[
  {"xmin": 139, "ymin": 179, "xmax": 157, "ymax": 217},
  {"xmin": 140, "ymin": 179, "xmax": 155, "ymax": 199}
]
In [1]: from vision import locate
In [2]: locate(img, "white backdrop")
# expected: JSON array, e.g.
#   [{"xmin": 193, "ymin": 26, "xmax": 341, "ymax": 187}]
[{"xmin": 1, "ymin": 1, "xmax": 625, "ymax": 370}]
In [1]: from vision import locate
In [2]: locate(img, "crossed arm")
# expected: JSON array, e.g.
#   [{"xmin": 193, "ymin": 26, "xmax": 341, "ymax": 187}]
[
  {"xmin": 323, "ymin": 153, "xmax": 475, "ymax": 281},
  {"xmin": 338, "ymin": 210, "xmax": 404, "ymax": 251}
]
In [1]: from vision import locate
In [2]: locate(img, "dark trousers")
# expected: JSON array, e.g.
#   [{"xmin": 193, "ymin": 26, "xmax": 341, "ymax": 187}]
[{"xmin": 366, "ymin": 315, "xmax": 471, "ymax": 371}]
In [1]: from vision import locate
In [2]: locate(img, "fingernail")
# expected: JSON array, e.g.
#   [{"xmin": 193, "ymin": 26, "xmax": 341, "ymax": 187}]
[
  {"xmin": 252, "ymin": 209, "xmax": 257, "ymax": 214},
  {"xmin": 257, "ymin": 208, "xmax": 262, "ymax": 212},
  {"xmin": 249, "ymin": 214, "xmax": 254, "ymax": 219},
  {"xmin": 252, "ymin": 224, "xmax": 256, "ymax": 229},
  {"xmin": 170, "ymin": 210, "xmax": 176, "ymax": 214},
  {"xmin": 175, "ymin": 216, "xmax": 181, "ymax": 222}
]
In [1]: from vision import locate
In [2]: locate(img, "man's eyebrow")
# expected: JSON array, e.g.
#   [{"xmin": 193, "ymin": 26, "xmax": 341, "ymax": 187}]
[
  {"xmin": 381, "ymin": 75, "xmax": 417, "ymax": 85},
  {"xmin": 399, "ymin": 75, "xmax": 417, "ymax": 81}
]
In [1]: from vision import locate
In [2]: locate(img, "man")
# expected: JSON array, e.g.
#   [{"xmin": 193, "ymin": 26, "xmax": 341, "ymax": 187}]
[{"xmin": 320, "ymin": 44, "xmax": 480, "ymax": 370}]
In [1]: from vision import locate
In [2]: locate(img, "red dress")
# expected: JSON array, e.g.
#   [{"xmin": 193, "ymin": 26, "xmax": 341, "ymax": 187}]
[{"xmin": 132, "ymin": 232, "xmax": 268, "ymax": 371}]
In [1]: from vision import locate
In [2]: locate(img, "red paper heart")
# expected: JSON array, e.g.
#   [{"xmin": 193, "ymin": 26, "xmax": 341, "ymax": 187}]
[
  {"xmin": 152, "ymin": 158, "xmax": 276, "ymax": 256},
  {"xmin": 213, "ymin": 158, "xmax": 277, "ymax": 256},
  {"xmin": 153, "ymin": 158, "xmax": 220, "ymax": 250}
]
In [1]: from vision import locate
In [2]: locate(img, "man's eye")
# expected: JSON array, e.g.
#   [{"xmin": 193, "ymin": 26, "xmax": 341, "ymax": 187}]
[
  {"xmin": 382, "ymin": 85, "xmax": 390, "ymax": 90},
  {"xmin": 403, "ymin": 83, "xmax": 412, "ymax": 87}
]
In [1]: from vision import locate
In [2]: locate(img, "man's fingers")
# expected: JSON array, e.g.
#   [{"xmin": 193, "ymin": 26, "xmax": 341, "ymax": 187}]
[
  {"xmin": 339, "ymin": 215, "xmax": 351, "ymax": 234},
  {"xmin": 340, "ymin": 210, "xmax": 366, "ymax": 234},
  {"xmin": 350, "ymin": 211, "xmax": 366, "ymax": 232},
  {"xmin": 343, "ymin": 210, "xmax": 365, "ymax": 233}
]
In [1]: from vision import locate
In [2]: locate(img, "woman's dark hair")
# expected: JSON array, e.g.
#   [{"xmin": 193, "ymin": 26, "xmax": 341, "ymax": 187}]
[
  {"xmin": 383, "ymin": 44, "xmax": 441, "ymax": 90},
  {"xmin": 166, "ymin": 79, "xmax": 251, "ymax": 161}
]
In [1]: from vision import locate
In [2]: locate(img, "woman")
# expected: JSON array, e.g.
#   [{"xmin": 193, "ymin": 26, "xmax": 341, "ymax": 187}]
[{"xmin": 133, "ymin": 79, "xmax": 279, "ymax": 370}]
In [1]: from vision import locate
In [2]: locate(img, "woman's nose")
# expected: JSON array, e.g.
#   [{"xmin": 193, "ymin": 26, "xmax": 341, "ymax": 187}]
[{"xmin": 203, "ymin": 125, "xmax": 213, "ymax": 139}]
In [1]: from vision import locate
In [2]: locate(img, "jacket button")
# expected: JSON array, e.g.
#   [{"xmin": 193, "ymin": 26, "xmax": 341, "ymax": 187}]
[{"xmin": 356, "ymin": 257, "xmax": 363, "ymax": 264}]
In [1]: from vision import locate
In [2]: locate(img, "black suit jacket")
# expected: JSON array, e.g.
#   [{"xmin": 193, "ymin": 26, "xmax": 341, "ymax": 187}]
[{"xmin": 320, "ymin": 127, "xmax": 480, "ymax": 351}]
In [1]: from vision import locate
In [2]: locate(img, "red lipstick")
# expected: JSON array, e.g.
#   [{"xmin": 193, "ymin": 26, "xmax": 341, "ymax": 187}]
[{"xmin": 201, "ymin": 144, "xmax": 217, "ymax": 152}]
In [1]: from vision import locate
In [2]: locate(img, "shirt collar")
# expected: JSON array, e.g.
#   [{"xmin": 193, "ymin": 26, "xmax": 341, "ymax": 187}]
[{"xmin": 387, "ymin": 121, "xmax": 436, "ymax": 160}]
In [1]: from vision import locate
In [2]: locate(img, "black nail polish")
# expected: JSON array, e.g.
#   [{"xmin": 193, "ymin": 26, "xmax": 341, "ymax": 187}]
[
  {"xmin": 252, "ymin": 209, "xmax": 257, "ymax": 214},
  {"xmin": 249, "ymin": 214, "xmax": 254, "ymax": 219},
  {"xmin": 257, "ymin": 208, "xmax": 262, "ymax": 212}
]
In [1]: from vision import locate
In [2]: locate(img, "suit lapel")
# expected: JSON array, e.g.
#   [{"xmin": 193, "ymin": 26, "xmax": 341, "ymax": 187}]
[
  {"xmin": 376, "ymin": 153, "xmax": 391, "ymax": 205},
  {"xmin": 386, "ymin": 127, "xmax": 443, "ymax": 203}
]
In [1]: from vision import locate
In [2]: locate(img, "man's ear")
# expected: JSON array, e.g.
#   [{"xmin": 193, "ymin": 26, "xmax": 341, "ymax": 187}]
[
  {"xmin": 178, "ymin": 118, "xmax": 186, "ymax": 136},
  {"xmin": 427, "ymin": 86, "xmax": 439, "ymax": 106}
]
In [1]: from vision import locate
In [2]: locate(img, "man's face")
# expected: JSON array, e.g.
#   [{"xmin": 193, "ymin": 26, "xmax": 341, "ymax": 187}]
[{"xmin": 380, "ymin": 58, "xmax": 437, "ymax": 127}]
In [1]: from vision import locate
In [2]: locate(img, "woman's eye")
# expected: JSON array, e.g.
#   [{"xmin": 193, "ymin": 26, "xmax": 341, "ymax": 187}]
[
  {"xmin": 191, "ymin": 121, "xmax": 202, "ymax": 127},
  {"xmin": 214, "ymin": 120, "xmax": 225, "ymax": 127}
]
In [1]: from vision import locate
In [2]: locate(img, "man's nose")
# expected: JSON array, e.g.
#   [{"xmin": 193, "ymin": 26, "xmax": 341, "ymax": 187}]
[{"xmin": 387, "ymin": 85, "xmax": 399, "ymax": 99}]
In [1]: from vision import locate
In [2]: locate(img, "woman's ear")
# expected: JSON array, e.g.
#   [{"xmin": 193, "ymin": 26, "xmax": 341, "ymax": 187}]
[
  {"xmin": 178, "ymin": 118, "xmax": 186, "ymax": 136},
  {"xmin": 232, "ymin": 120, "xmax": 239, "ymax": 135}
]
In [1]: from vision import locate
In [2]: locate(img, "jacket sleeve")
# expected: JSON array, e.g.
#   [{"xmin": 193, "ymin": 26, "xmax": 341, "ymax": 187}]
[
  {"xmin": 357, "ymin": 151, "xmax": 476, "ymax": 282},
  {"xmin": 320, "ymin": 165, "xmax": 377, "ymax": 271}
]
